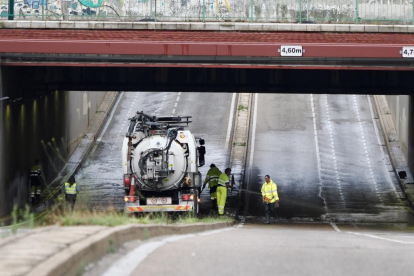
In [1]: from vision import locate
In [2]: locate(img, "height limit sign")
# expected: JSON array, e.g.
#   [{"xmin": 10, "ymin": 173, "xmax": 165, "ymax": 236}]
[
  {"xmin": 401, "ymin": 47, "xmax": 414, "ymax": 58},
  {"xmin": 279, "ymin": 45, "xmax": 304, "ymax": 57}
]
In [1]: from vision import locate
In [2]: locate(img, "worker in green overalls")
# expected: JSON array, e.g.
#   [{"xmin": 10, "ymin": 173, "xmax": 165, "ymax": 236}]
[
  {"xmin": 29, "ymin": 160, "xmax": 42, "ymax": 205},
  {"xmin": 202, "ymin": 164, "xmax": 222, "ymax": 212}
]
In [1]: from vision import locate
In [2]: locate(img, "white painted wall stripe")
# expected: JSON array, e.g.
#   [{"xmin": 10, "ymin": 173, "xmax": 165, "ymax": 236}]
[
  {"xmin": 225, "ymin": 93, "xmax": 237, "ymax": 152},
  {"xmin": 248, "ymin": 93, "xmax": 258, "ymax": 176}
]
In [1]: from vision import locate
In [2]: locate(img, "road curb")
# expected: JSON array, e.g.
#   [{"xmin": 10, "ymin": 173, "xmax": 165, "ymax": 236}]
[
  {"xmin": 229, "ymin": 94, "xmax": 252, "ymax": 181},
  {"xmin": 372, "ymin": 95, "xmax": 414, "ymax": 210},
  {"xmin": 27, "ymin": 221, "xmax": 233, "ymax": 276}
]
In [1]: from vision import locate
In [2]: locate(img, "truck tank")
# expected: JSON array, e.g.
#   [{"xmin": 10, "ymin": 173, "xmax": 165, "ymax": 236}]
[{"xmin": 122, "ymin": 112, "xmax": 204, "ymax": 215}]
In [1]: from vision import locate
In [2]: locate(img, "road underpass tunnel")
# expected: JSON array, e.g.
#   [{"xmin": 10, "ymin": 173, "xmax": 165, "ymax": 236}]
[
  {"xmin": 1, "ymin": 65, "xmax": 414, "ymax": 222},
  {"xmin": 0, "ymin": 88, "xmax": 106, "ymax": 217}
]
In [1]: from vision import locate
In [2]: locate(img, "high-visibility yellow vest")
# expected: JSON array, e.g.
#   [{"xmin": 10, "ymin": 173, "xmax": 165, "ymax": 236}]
[
  {"xmin": 65, "ymin": 183, "xmax": 77, "ymax": 195},
  {"xmin": 31, "ymin": 165, "xmax": 41, "ymax": 173},
  {"xmin": 261, "ymin": 180, "xmax": 279, "ymax": 203},
  {"xmin": 218, "ymin": 173, "xmax": 229, "ymax": 187},
  {"xmin": 204, "ymin": 167, "xmax": 222, "ymax": 188}
]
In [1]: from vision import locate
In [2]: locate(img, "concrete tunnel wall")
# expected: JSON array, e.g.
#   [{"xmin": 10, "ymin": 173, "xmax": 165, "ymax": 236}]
[
  {"xmin": 0, "ymin": 88, "xmax": 106, "ymax": 217},
  {"xmin": 0, "ymin": 67, "xmax": 4, "ymax": 216},
  {"xmin": 385, "ymin": 95, "xmax": 414, "ymax": 175}
]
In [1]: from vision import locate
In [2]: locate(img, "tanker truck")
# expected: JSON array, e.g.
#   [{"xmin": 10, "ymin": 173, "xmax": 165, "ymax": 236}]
[{"xmin": 122, "ymin": 112, "xmax": 204, "ymax": 215}]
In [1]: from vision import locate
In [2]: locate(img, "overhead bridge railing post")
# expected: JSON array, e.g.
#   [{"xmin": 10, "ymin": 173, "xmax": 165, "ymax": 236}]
[
  {"xmin": 250, "ymin": 0, "xmax": 254, "ymax": 22},
  {"xmin": 8, "ymin": 0, "xmax": 13, "ymax": 20},
  {"xmin": 203, "ymin": 0, "xmax": 205, "ymax": 22},
  {"xmin": 355, "ymin": 0, "xmax": 359, "ymax": 24}
]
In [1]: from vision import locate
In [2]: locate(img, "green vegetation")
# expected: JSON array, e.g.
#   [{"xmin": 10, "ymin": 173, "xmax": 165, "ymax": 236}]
[
  {"xmin": 1, "ymin": 205, "xmax": 35, "ymax": 239},
  {"xmin": 12, "ymin": 205, "xmax": 35, "ymax": 233},
  {"xmin": 233, "ymin": 142, "xmax": 246, "ymax": 147},
  {"xmin": 1, "ymin": 204, "xmax": 231, "ymax": 238},
  {"xmin": 40, "ymin": 207, "xmax": 231, "ymax": 227},
  {"xmin": 237, "ymin": 104, "xmax": 248, "ymax": 111}
]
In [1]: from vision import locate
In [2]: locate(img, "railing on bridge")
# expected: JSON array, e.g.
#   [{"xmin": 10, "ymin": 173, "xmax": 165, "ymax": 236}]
[{"xmin": 1, "ymin": 0, "xmax": 413, "ymax": 24}]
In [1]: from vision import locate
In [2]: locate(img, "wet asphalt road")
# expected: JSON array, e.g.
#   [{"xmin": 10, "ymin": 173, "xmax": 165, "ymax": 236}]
[
  {"xmin": 76, "ymin": 92, "xmax": 414, "ymax": 221},
  {"xmin": 80, "ymin": 93, "xmax": 414, "ymax": 276},
  {"xmin": 130, "ymin": 223, "xmax": 414, "ymax": 276},
  {"xmin": 75, "ymin": 92, "xmax": 233, "ymax": 211},
  {"xmin": 87, "ymin": 222, "xmax": 414, "ymax": 276},
  {"xmin": 244, "ymin": 94, "xmax": 414, "ymax": 223}
]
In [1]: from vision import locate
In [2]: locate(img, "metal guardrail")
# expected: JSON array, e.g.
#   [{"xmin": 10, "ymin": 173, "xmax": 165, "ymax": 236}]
[{"xmin": 0, "ymin": 0, "xmax": 413, "ymax": 24}]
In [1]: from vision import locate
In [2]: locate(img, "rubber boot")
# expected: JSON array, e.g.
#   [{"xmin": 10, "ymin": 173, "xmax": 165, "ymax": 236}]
[
  {"xmin": 211, "ymin": 199, "xmax": 217, "ymax": 211},
  {"xmin": 264, "ymin": 212, "xmax": 270, "ymax": 224}
]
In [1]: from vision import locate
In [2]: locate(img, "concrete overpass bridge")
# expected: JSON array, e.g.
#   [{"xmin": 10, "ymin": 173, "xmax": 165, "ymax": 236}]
[
  {"xmin": 1, "ymin": 23, "xmax": 414, "ymax": 95},
  {"xmin": 0, "ymin": 20, "xmax": 413, "ymax": 222}
]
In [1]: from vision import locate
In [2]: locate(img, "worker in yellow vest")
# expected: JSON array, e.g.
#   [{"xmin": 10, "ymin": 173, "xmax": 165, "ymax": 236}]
[
  {"xmin": 261, "ymin": 175, "xmax": 279, "ymax": 224},
  {"xmin": 217, "ymin": 168, "xmax": 231, "ymax": 216},
  {"xmin": 65, "ymin": 176, "xmax": 79, "ymax": 211},
  {"xmin": 202, "ymin": 164, "xmax": 222, "ymax": 212},
  {"xmin": 29, "ymin": 160, "xmax": 42, "ymax": 205}
]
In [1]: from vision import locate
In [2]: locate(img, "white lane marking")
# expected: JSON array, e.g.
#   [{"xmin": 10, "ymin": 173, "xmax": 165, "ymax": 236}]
[
  {"xmin": 171, "ymin": 92, "xmax": 181, "ymax": 116},
  {"xmin": 155, "ymin": 92, "xmax": 168, "ymax": 116},
  {"xmin": 225, "ymin": 93, "xmax": 237, "ymax": 151},
  {"xmin": 330, "ymin": 222, "xmax": 341, "ymax": 232},
  {"xmin": 324, "ymin": 95, "xmax": 345, "ymax": 204},
  {"xmin": 347, "ymin": 232, "xmax": 414, "ymax": 245},
  {"xmin": 353, "ymin": 95, "xmax": 383, "ymax": 203},
  {"xmin": 330, "ymin": 223, "xmax": 414, "ymax": 245},
  {"xmin": 248, "ymin": 93, "xmax": 258, "ymax": 176},
  {"xmin": 198, "ymin": 226, "xmax": 238, "ymax": 236},
  {"xmin": 310, "ymin": 94, "xmax": 326, "ymax": 212},
  {"xmin": 101, "ymin": 225, "xmax": 241, "ymax": 276}
]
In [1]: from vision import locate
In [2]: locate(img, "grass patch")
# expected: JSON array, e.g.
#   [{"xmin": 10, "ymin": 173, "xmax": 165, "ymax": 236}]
[
  {"xmin": 1, "ymin": 205, "xmax": 35, "ymax": 239},
  {"xmin": 39, "ymin": 207, "xmax": 231, "ymax": 227},
  {"xmin": 237, "ymin": 104, "xmax": 248, "ymax": 111},
  {"xmin": 2, "ymin": 204, "xmax": 232, "ymax": 234},
  {"xmin": 233, "ymin": 142, "xmax": 246, "ymax": 147}
]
